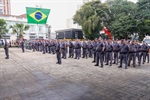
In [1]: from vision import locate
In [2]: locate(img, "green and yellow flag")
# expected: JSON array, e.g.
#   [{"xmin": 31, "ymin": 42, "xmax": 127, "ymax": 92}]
[{"xmin": 26, "ymin": 7, "xmax": 50, "ymax": 24}]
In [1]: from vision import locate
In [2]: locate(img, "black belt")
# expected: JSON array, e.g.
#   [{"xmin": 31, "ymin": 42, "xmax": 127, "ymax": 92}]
[
  {"xmin": 129, "ymin": 52, "xmax": 136, "ymax": 53},
  {"xmin": 106, "ymin": 51, "xmax": 112, "ymax": 52},
  {"xmin": 120, "ymin": 52, "xmax": 127, "ymax": 54}
]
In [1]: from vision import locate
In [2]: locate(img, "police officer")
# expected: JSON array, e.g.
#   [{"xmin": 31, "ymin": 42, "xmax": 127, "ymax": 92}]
[
  {"xmin": 61, "ymin": 40, "xmax": 67, "ymax": 59},
  {"xmin": 103, "ymin": 40, "xmax": 107, "ymax": 63},
  {"xmin": 139, "ymin": 41, "xmax": 148, "ymax": 65},
  {"xmin": 20, "ymin": 39, "xmax": 25, "ymax": 53},
  {"xmin": 128, "ymin": 41, "xmax": 136, "ymax": 67},
  {"xmin": 4, "ymin": 39, "xmax": 9, "ymax": 59},
  {"xmin": 135, "ymin": 41, "xmax": 141, "ymax": 66},
  {"xmin": 68, "ymin": 40, "xmax": 74, "ymax": 58},
  {"xmin": 32, "ymin": 40, "xmax": 36, "ymax": 52},
  {"xmin": 105, "ymin": 40, "xmax": 113, "ymax": 66},
  {"xmin": 51, "ymin": 40, "xmax": 55, "ymax": 54},
  {"xmin": 95, "ymin": 38, "xmax": 104, "ymax": 67},
  {"xmin": 118, "ymin": 40, "xmax": 129, "ymax": 69},
  {"xmin": 74, "ymin": 39, "xmax": 81, "ymax": 60},
  {"xmin": 113, "ymin": 40, "xmax": 120, "ymax": 65},
  {"xmin": 39, "ymin": 40, "xmax": 43, "ymax": 52},
  {"xmin": 56, "ymin": 40, "xmax": 62, "ymax": 64},
  {"xmin": 92, "ymin": 39, "xmax": 98, "ymax": 63},
  {"xmin": 82, "ymin": 40, "xmax": 88, "ymax": 59},
  {"xmin": 45, "ymin": 40, "xmax": 49, "ymax": 53},
  {"xmin": 37, "ymin": 40, "xmax": 40, "ymax": 51},
  {"xmin": 88, "ymin": 41, "xmax": 93, "ymax": 58},
  {"xmin": 42, "ymin": 40, "xmax": 46, "ymax": 54},
  {"xmin": 146, "ymin": 43, "xmax": 149, "ymax": 63}
]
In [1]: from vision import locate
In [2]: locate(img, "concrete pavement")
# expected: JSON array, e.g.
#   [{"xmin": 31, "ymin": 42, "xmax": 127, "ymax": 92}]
[{"xmin": 0, "ymin": 48, "xmax": 150, "ymax": 100}]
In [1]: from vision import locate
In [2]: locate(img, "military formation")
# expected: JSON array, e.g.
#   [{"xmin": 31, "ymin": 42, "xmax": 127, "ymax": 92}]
[
  {"xmin": 15, "ymin": 38, "xmax": 149, "ymax": 69},
  {"xmin": 4, "ymin": 38, "xmax": 149, "ymax": 69}
]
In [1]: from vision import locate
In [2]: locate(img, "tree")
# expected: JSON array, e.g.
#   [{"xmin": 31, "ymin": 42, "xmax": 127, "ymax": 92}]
[
  {"xmin": 105, "ymin": 0, "xmax": 137, "ymax": 39},
  {"xmin": 73, "ymin": 0, "xmax": 110, "ymax": 40},
  {"xmin": 0, "ymin": 19, "xmax": 8, "ymax": 39},
  {"xmin": 10, "ymin": 23, "xmax": 30, "ymax": 39},
  {"xmin": 135, "ymin": 0, "xmax": 150, "ymax": 40}
]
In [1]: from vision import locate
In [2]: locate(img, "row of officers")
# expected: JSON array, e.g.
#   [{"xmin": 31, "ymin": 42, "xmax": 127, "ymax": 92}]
[{"xmin": 19, "ymin": 38, "xmax": 150, "ymax": 69}]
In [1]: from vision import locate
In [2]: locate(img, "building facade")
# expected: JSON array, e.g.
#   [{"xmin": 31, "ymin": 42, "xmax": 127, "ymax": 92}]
[
  {"xmin": 0, "ymin": 14, "xmax": 47, "ymax": 41},
  {"xmin": 0, "ymin": 0, "xmax": 11, "ymax": 15}
]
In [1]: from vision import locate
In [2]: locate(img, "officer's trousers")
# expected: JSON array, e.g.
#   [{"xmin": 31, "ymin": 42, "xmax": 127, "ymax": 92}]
[
  {"xmin": 114, "ymin": 51, "xmax": 119, "ymax": 64},
  {"xmin": 62, "ymin": 48, "xmax": 66, "ymax": 59},
  {"xmin": 75, "ymin": 49, "xmax": 81, "ymax": 59},
  {"xmin": 120, "ymin": 53, "xmax": 128, "ymax": 68},
  {"xmin": 82, "ymin": 48, "xmax": 88, "ymax": 58},
  {"xmin": 136, "ymin": 52, "xmax": 140, "ymax": 65},
  {"xmin": 128, "ymin": 53, "xmax": 136, "ymax": 66},
  {"xmin": 146, "ymin": 53, "xmax": 149, "ymax": 63},
  {"xmin": 106, "ymin": 52, "xmax": 112, "ymax": 65},
  {"xmin": 89, "ymin": 49, "xmax": 93, "ymax": 58},
  {"xmin": 21, "ymin": 46, "xmax": 24, "ymax": 52},
  {"xmin": 56, "ymin": 52, "xmax": 61, "ymax": 64},
  {"xmin": 140, "ymin": 52, "xmax": 147, "ymax": 64},
  {"xmin": 5, "ymin": 48, "xmax": 9, "ymax": 58},
  {"xmin": 96, "ymin": 52, "xmax": 103, "ymax": 66},
  {"xmin": 69, "ymin": 48, "xmax": 74, "ymax": 58}
]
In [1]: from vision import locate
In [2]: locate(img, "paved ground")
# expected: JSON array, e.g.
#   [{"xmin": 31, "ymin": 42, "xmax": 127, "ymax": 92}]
[{"xmin": 0, "ymin": 48, "xmax": 150, "ymax": 100}]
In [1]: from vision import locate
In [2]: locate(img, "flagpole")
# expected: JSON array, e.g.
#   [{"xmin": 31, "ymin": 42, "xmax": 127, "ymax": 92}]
[{"xmin": 37, "ymin": 24, "xmax": 39, "ymax": 39}]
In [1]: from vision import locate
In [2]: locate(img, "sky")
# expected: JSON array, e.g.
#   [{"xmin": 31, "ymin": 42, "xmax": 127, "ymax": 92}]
[{"xmin": 11, "ymin": 0, "xmax": 137, "ymax": 32}]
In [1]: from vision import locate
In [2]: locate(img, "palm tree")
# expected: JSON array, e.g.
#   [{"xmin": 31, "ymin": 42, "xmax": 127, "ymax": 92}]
[
  {"xmin": 0, "ymin": 19, "xmax": 8, "ymax": 39},
  {"xmin": 10, "ymin": 23, "xmax": 30, "ymax": 39}
]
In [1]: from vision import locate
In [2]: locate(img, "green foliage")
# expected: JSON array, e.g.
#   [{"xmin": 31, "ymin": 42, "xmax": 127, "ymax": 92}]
[
  {"xmin": 10, "ymin": 23, "xmax": 30, "ymax": 39},
  {"xmin": 0, "ymin": 19, "xmax": 8, "ymax": 39},
  {"xmin": 73, "ymin": 0, "xmax": 150, "ymax": 40},
  {"xmin": 73, "ymin": 0, "xmax": 109, "ymax": 40},
  {"xmin": 136, "ymin": 0, "xmax": 150, "ymax": 39}
]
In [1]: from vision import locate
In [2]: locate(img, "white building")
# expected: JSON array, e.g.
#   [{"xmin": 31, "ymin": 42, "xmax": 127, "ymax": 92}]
[{"xmin": 0, "ymin": 14, "xmax": 48, "ymax": 41}]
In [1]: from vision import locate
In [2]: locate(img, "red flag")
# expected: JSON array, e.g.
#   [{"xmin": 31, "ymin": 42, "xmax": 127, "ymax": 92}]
[{"xmin": 103, "ymin": 27, "xmax": 112, "ymax": 40}]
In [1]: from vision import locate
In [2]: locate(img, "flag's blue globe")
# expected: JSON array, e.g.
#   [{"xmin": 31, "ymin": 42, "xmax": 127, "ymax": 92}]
[{"xmin": 35, "ymin": 12, "xmax": 42, "ymax": 20}]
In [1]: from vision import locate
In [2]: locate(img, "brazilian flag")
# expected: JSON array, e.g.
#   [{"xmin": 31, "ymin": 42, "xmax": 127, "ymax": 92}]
[{"xmin": 26, "ymin": 7, "xmax": 50, "ymax": 24}]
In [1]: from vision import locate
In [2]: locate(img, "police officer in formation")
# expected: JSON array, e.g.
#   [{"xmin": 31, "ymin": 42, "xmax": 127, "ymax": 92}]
[
  {"xmin": 4, "ymin": 39, "xmax": 9, "ymax": 59},
  {"xmin": 25, "ymin": 38, "xmax": 149, "ymax": 69},
  {"xmin": 20, "ymin": 39, "xmax": 25, "ymax": 53}
]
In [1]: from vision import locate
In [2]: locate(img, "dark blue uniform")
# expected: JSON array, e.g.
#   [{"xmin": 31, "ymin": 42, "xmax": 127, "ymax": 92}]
[
  {"xmin": 119, "ymin": 44, "xmax": 129, "ymax": 69},
  {"xmin": 140, "ymin": 44, "xmax": 148, "ymax": 65},
  {"xmin": 56, "ymin": 42, "xmax": 62, "ymax": 64},
  {"xmin": 68, "ymin": 41, "xmax": 74, "ymax": 58},
  {"xmin": 82, "ymin": 42, "xmax": 88, "ymax": 59},
  {"xmin": 61, "ymin": 42, "xmax": 67, "ymax": 59},
  {"xmin": 113, "ymin": 42, "xmax": 120, "ymax": 65},
  {"xmin": 136, "ymin": 44, "xmax": 141, "ymax": 65},
  {"xmin": 21, "ymin": 41, "xmax": 25, "ymax": 53},
  {"xmin": 92, "ymin": 41, "xmax": 97, "ymax": 63},
  {"xmin": 88, "ymin": 42, "xmax": 93, "ymax": 58},
  {"xmin": 74, "ymin": 42, "xmax": 81, "ymax": 60},
  {"xmin": 95, "ymin": 41, "xmax": 104, "ymax": 67},
  {"xmin": 105, "ymin": 43, "xmax": 113, "ymax": 66},
  {"xmin": 4, "ymin": 41, "xmax": 9, "ymax": 59},
  {"xmin": 128, "ymin": 43, "xmax": 136, "ymax": 67}
]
